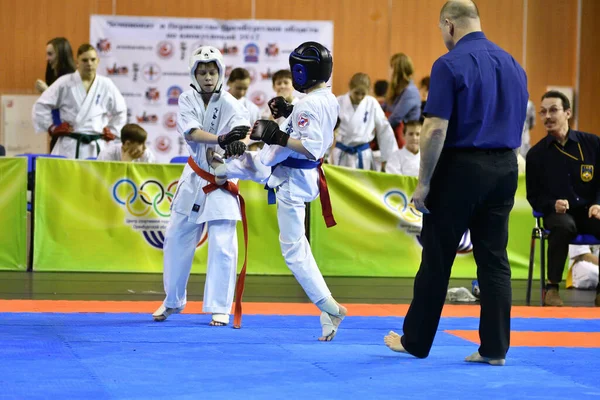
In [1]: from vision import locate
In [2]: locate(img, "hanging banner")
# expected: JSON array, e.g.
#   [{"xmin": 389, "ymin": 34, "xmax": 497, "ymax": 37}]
[
  {"xmin": 33, "ymin": 158, "xmax": 283, "ymax": 273},
  {"xmin": 32, "ymin": 159, "xmax": 548, "ymax": 278},
  {"xmin": 90, "ymin": 15, "xmax": 334, "ymax": 163},
  {"xmin": 310, "ymin": 166, "xmax": 542, "ymax": 280},
  {"xmin": 0, "ymin": 157, "xmax": 27, "ymax": 270}
]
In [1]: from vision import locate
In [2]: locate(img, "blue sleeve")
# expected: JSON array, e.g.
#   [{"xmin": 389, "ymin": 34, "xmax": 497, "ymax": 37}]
[
  {"xmin": 387, "ymin": 86, "xmax": 421, "ymax": 128},
  {"xmin": 423, "ymin": 58, "xmax": 455, "ymax": 120}
]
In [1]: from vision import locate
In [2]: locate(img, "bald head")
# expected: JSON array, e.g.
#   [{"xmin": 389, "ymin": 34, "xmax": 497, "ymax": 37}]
[{"xmin": 440, "ymin": 0, "xmax": 480, "ymax": 28}]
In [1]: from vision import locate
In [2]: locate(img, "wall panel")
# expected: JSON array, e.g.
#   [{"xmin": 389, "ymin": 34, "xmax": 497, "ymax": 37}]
[
  {"xmin": 526, "ymin": 0, "xmax": 578, "ymax": 145},
  {"xmin": 1, "ymin": 0, "xmax": 596, "ymax": 141},
  {"xmin": 577, "ymin": 0, "xmax": 600, "ymax": 134}
]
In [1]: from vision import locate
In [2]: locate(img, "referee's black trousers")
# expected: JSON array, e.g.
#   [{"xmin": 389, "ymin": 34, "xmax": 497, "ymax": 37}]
[{"xmin": 402, "ymin": 148, "xmax": 518, "ymax": 359}]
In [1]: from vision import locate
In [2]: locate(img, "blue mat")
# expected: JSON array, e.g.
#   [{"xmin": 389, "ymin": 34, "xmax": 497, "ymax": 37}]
[{"xmin": 1, "ymin": 313, "xmax": 599, "ymax": 400}]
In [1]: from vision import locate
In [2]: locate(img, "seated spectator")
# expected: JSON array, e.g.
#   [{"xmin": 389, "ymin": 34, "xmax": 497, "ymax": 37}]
[
  {"xmin": 97, "ymin": 124, "xmax": 155, "ymax": 163},
  {"xmin": 373, "ymin": 80, "xmax": 388, "ymax": 108},
  {"xmin": 526, "ymin": 90, "xmax": 600, "ymax": 307},
  {"xmin": 418, "ymin": 76, "xmax": 430, "ymax": 120},
  {"xmin": 385, "ymin": 53, "xmax": 421, "ymax": 148},
  {"xmin": 568, "ymin": 245, "xmax": 600, "ymax": 290},
  {"xmin": 385, "ymin": 120, "xmax": 421, "ymax": 176}
]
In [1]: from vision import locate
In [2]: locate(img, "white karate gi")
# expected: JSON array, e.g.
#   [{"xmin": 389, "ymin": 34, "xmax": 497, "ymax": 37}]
[
  {"xmin": 162, "ymin": 89, "xmax": 250, "ymax": 316},
  {"xmin": 386, "ymin": 147, "xmax": 420, "ymax": 177},
  {"xmin": 32, "ymin": 71, "xmax": 127, "ymax": 159},
  {"xmin": 332, "ymin": 93, "xmax": 397, "ymax": 170},
  {"xmin": 238, "ymin": 97, "xmax": 261, "ymax": 126},
  {"xmin": 97, "ymin": 142, "xmax": 156, "ymax": 163},
  {"xmin": 568, "ymin": 245, "xmax": 600, "ymax": 289},
  {"xmin": 225, "ymin": 87, "xmax": 338, "ymax": 304}
]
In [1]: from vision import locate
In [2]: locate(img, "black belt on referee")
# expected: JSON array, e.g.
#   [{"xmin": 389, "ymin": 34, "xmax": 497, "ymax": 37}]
[{"xmin": 445, "ymin": 147, "xmax": 513, "ymax": 154}]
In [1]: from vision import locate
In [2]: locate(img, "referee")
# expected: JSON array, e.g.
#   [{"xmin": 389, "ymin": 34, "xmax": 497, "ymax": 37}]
[{"xmin": 384, "ymin": 0, "xmax": 528, "ymax": 366}]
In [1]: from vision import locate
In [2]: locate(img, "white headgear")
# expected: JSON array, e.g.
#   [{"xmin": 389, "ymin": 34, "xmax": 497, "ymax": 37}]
[{"xmin": 189, "ymin": 46, "xmax": 225, "ymax": 93}]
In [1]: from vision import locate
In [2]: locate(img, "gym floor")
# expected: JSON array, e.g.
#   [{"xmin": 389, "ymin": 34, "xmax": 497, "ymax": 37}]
[{"xmin": 1, "ymin": 272, "xmax": 599, "ymax": 399}]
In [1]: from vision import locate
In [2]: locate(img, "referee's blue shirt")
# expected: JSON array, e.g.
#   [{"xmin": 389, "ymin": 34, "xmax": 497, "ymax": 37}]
[{"xmin": 423, "ymin": 32, "xmax": 528, "ymax": 149}]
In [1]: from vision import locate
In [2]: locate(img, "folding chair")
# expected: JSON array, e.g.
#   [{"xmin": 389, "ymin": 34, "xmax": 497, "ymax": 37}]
[
  {"xmin": 170, "ymin": 156, "xmax": 188, "ymax": 164},
  {"xmin": 526, "ymin": 210, "xmax": 600, "ymax": 305},
  {"xmin": 16, "ymin": 154, "xmax": 66, "ymax": 270}
]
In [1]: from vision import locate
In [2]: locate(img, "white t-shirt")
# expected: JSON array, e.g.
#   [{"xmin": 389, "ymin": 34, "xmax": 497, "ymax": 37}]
[
  {"xmin": 385, "ymin": 147, "xmax": 420, "ymax": 177},
  {"xmin": 568, "ymin": 245, "xmax": 600, "ymax": 289},
  {"xmin": 97, "ymin": 142, "xmax": 156, "ymax": 163}
]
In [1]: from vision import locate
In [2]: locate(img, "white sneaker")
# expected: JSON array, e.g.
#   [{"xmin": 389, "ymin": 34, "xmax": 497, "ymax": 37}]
[{"xmin": 152, "ymin": 304, "xmax": 184, "ymax": 322}]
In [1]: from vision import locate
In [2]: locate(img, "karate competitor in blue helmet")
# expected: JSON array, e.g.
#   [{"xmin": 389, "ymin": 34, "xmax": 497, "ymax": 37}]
[{"xmin": 216, "ymin": 41, "xmax": 347, "ymax": 340}]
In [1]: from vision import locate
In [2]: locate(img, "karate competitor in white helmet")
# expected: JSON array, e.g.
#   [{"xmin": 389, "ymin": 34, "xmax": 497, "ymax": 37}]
[
  {"xmin": 216, "ymin": 42, "xmax": 347, "ymax": 341},
  {"xmin": 152, "ymin": 46, "xmax": 251, "ymax": 326}
]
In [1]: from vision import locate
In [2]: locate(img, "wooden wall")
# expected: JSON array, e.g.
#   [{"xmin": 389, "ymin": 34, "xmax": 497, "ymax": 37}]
[
  {"xmin": 1, "ymin": 0, "xmax": 597, "ymax": 142},
  {"xmin": 578, "ymin": 0, "xmax": 600, "ymax": 134}
]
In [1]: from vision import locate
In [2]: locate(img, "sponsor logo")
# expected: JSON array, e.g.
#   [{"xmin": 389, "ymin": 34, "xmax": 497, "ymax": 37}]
[
  {"xmin": 244, "ymin": 43, "xmax": 259, "ymax": 63},
  {"xmin": 145, "ymin": 87, "xmax": 160, "ymax": 104},
  {"xmin": 166, "ymin": 86, "xmax": 182, "ymax": 106},
  {"xmin": 136, "ymin": 112, "xmax": 158, "ymax": 124},
  {"xmin": 163, "ymin": 112, "xmax": 177, "ymax": 130},
  {"xmin": 220, "ymin": 43, "xmax": 239, "ymax": 55},
  {"xmin": 155, "ymin": 135, "xmax": 172, "ymax": 153},
  {"xmin": 111, "ymin": 178, "xmax": 207, "ymax": 249},
  {"xmin": 382, "ymin": 189, "xmax": 473, "ymax": 254},
  {"xmin": 265, "ymin": 43, "xmax": 279, "ymax": 57},
  {"xmin": 96, "ymin": 39, "xmax": 111, "ymax": 55},
  {"xmin": 250, "ymin": 91, "xmax": 266, "ymax": 107},
  {"xmin": 157, "ymin": 41, "xmax": 174, "ymax": 59},
  {"xmin": 106, "ymin": 63, "xmax": 128, "ymax": 76},
  {"xmin": 142, "ymin": 63, "xmax": 162, "ymax": 83},
  {"xmin": 260, "ymin": 69, "xmax": 273, "ymax": 80}
]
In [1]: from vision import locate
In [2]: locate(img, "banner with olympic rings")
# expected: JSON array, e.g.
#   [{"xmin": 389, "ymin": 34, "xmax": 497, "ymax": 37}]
[
  {"xmin": 32, "ymin": 158, "xmax": 282, "ymax": 273},
  {"xmin": 29, "ymin": 158, "xmax": 548, "ymax": 279},
  {"xmin": 311, "ymin": 166, "xmax": 543, "ymax": 280},
  {"xmin": 0, "ymin": 157, "xmax": 27, "ymax": 270}
]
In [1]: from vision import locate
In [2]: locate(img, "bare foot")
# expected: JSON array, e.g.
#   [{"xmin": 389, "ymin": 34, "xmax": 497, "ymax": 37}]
[
  {"xmin": 384, "ymin": 331, "xmax": 407, "ymax": 353},
  {"xmin": 209, "ymin": 320, "xmax": 227, "ymax": 327},
  {"xmin": 318, "ymin": 304, "xmax": 347, "ymax": 342}
]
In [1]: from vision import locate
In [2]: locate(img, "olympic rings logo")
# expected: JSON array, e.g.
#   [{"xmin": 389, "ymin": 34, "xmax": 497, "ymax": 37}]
[
  {"xmin": 112, "ymin": 179, "xmax": 178, "ymax": 218},
  {"xmin": 383, "ymin": 190, "xmax": 422, "ymax": 224},
  {"xmin": 382, "ymin": 189, "xmax": 472, "ymax": 254}
]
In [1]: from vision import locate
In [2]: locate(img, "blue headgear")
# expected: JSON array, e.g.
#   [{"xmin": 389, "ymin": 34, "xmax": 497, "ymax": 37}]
[{"xmin": 289, "ymin": 42, "xmax": 332, "ymax": 93}]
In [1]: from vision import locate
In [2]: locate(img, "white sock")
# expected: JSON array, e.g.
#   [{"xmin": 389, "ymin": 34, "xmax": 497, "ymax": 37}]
[{"xmin": 316, "ymin": 296, "xmax": 340, "ymax": 317}]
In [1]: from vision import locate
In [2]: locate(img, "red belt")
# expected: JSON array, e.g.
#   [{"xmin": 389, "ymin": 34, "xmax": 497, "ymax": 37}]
[
  {"xmin": 186, "ymin": 156, "xmax": 248, "ymax": 329},
  {"xmin": 317, "ymin": 160, "xmax": 336, "ymax": 228},
  {"xmin": 270, "ymin": 157, "xmax": 336, "ymax": 228}
]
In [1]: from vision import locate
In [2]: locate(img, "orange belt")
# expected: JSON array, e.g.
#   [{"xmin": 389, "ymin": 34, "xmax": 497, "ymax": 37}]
[{"xmin": 187, "ymin": 156, "xmax": 248, "ymax": 329}]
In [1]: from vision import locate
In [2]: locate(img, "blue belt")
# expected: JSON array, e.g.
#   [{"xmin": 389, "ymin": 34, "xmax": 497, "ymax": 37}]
[
  {"xmin": 266, "ymin": 157, "xmax": 320, "ymax": 204},
  {"xmin": 335, "ymin": 142, "xmax": 370, "ymax": 169}
]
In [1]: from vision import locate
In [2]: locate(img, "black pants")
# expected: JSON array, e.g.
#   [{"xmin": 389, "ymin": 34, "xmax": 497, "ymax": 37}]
[
  {"xmin": 544, "ymin": 209, "xmax": 600, "ymax": 285},
  {"xmin": 402, "ymin": 148, "xmax": 517, "ymax": 359}
]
